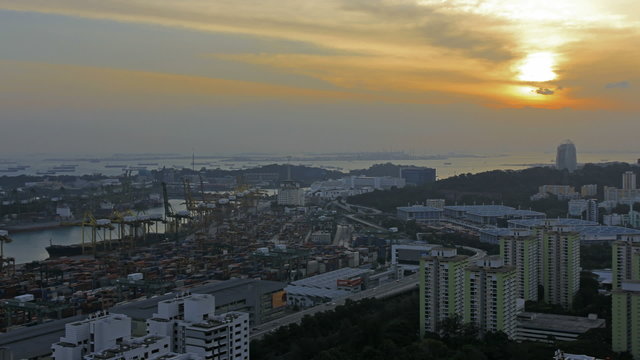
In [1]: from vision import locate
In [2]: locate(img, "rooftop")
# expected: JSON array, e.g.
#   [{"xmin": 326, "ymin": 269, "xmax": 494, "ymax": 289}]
[
  {"xmin": 290, "ymin": 267, "xmax": 371, "ymax": 290},
  {"xmin": 508, "ymin": 218, "xmax": 599, "ymax": 228},
  {"xmin": 445, "ymin": 205, "xmax": 514, "ymax": 212},
  {"xmin": 574, "ymin": 226, "xmax": 640, "ymax": 236},
  {"xmin": 445, "ymin": 205, "xmax": 544, "ymax": 218},
  {"xmin": 396, "ymin": 205, "xmax": 443, "ymax": 212},
  {"xmin": 517, "ymin": 312, "xmax": 605, "ymax": 334},
  {"xmin": 0, "ymin": 314, "xmax": 85, "ymax": 359},
  {"xmin": 479, "ymin": 228, "xmax": 532, "ymax": 237},
  {"xmin": 284, "ymin": 285, "xmax": 350, "ymax": 299},
  {"xmin": 112, "ymin": 278, "xmax": 284, "ymax": 320}
]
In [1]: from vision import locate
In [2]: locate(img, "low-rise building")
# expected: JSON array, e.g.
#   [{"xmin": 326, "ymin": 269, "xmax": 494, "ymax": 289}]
[
  {"xmin": 444, "ymin": 205, "xmax": 544, "ymax": 226},
  {"xmin": 532, "ymin": 185, "xmax": 579, "ymax": 200},
  {"xmin": 112, "ymin": 279, "xmax": 286, "ymax": 334},
  {"xmin": 285, "ymin": 268, "xmax": 372, "ymax": 308},
  {"xmin": 397, "ymin": 205, "xmax": 443, "ymax": 223},
  {"xmin": 515, "ymin": 312, "xmax": 605, "ymax": 343},
  {"xmin": 581, "ymin": 184, "xmax": 598, "ymax": 197},
  {"xmin": 425, "ymin": 199, "xmax": 446, "ymax": 209},
  {"xmin": 391, "ymin": 244, "xmax": 436, "ymax": 272},
  {"xmin": 399, "ymin": 167, "xmax": 436, "ymax": 186}
]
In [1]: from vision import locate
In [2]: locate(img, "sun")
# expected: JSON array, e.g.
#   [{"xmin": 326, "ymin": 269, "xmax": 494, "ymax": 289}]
[{"xmin": 517, "ymin": 52, "xmax": 557, "ymax": 82}]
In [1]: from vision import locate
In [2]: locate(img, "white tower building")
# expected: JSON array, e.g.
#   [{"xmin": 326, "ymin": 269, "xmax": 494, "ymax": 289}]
[{"xmin": 556, "ymin": 140, "xmax": 577, "ymax": 172}]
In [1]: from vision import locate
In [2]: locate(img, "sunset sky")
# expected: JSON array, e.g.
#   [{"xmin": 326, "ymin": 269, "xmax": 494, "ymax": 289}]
[{"xmin": 1, "ymin": 1, "xmax": 638, "ymax": 155}]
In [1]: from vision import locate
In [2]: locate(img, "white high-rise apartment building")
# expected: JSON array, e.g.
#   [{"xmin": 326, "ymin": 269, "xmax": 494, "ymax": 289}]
[
  {"xmin": 581, "ymin": 184, "xmax": 598, "ymax": 197},
  {"xmin": 464, "ymin": 256, "xmax": 517, "ymax": 338},
  {"xmin": 499, "ymin": 234, "xmax": 539, "ymax": 301},
  {"xmin": 612, "ymin": 234, "xmax": 640, "ymax": 358},
  {"xmin": 586, "ymin": 199, "xmax": 599, "ymax": 223},
  {"xmin": 419, "ymin": 248, "xmax": 469, "ymax": 336},
  {"xmin": 556, "ymin": 140, "xmax": 577, "ymax": 172},
  {"xmin": 147, "ymin": 293, "xmax": 250, "ymax": 360},
  {"xmin": 612, "ymin": 281, "xmax": 640, "ymax": 359},
  {"xmin": 277, "ymin": 182, "xmax": 305, "ymax": 206},
  {"xmin": 541, "ymin": 228, "xmax": 580, "ymax": 309},
  {"xmin": 623, "ymin": 171, "xmax": 637, "ymax": 190},
  {"xmin": 612, "ymin": 234, "xmax": 640, "ymax": 289}
]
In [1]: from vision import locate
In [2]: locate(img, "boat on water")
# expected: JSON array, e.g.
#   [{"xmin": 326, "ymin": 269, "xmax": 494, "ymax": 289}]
[
  {"xmin": 52, "ymin": 166, "xmax": 77, "ymax": 172},
  {"xmin": 104, "ymin": 164, "xmax": 127, "ymax": 168},
  {"xmin": 46, "ymin": 233, "xmax": 169, "ymax": 258},
  {"xmin": 137, "ymin": 162, "xmax": 159, "ymax": 166},
  {"xmin": 46, "ymin": 244, "xmax": 85, "ymax": 257},
  {"xmin": 0, "ymin": 165, "xmax": 29, "ymax": 172},
  {"xmin": 36, "ymin": 170, "xmax": 57, "ymax": 175}
]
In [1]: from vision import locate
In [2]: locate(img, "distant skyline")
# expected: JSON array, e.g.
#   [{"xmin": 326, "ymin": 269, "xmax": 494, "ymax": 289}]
[{"xmin": 1, "ymin": 1, "xmax": 639, "ymax": 155}]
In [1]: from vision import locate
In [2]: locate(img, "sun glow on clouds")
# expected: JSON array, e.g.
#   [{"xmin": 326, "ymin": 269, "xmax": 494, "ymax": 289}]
[
  {"xmin": 517, "ymin": 52, "xmax": 556, "ymax": 82},
  {"xmin": 0, "ymin": 0, "xmax": 639, "ymax": 109}
]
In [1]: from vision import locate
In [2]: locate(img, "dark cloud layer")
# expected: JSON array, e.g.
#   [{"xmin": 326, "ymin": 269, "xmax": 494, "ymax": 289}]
[{"xmin": 606, "ymin": 81, "xmax": 630, "ymax": 88}]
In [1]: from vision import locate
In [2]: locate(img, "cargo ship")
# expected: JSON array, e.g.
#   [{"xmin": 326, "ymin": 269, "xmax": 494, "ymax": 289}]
[{"xmin": 46, "ymin": 233, "xmax": 169, "ymax": 258}]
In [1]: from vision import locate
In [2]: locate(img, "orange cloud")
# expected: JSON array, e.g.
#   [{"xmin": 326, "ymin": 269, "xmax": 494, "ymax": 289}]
[{"xmin": 1, "ymin": 0, "xmax": 639, "ymax": 110}]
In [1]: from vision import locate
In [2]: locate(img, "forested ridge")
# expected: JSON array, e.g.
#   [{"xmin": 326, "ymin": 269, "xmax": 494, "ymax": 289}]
[
  {"xmin": 349, "ymin": 163, "xmax": 639, "ymax": 216},
  {"xmin": 251, "ymin": 290, "xmax": 628, "ymax": 360}
]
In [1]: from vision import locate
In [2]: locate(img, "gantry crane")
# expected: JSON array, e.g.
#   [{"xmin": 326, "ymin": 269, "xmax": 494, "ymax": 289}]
[
  {"xmin": 79, "ymin": 212, "xmax": 114, "ymax": 256},
  {"xmin": 162, "ymin": 182, "xmax": 191, "ymax": 241},
  {"xmin": 0, "ymin": 230, "xmax": 15, "ymax": 274}
]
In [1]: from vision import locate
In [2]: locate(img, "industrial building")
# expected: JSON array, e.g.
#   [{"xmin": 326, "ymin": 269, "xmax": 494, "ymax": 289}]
[
  {"xmin": 507, "ymin": 219, "xmax": 639, "ymax": 244},
  {"xmin": 507, "ymin": 218, "xmax": 599, "ymax": 230},
  {"xmin": 425, "ymin": 199, "xmax": 445, "ymax": 209},
  {"xmin": 396, "ymin": 205, "xmax": 443, "ymax": 223},
  {"xmin": 391, "ymin": 243, "xmax": 436, "ymax": 272},
  {"xmin": 516, "ymin": 312, "xmax": 605, "ymax": 343},
  {"xmin": 285, "ymin": 267, "xmax": 372, "ymax": 308},
  {"xmin": 112, "ymin": 279, "xmax": 286, "ymax": 335},
  {"xmin": 444, "ymin": 205, "xmax": 544, "ymax": 226},
  {"xmin": 0, "ymin": 279, "xmax": 283, "ymax": 359},
  {"xmin": 399, "ymin": 166, "xmax": 436, "ymax": 186},
  {"xmin": 343, "ymin": 176, "xmax": 405, "ymax": 190}
]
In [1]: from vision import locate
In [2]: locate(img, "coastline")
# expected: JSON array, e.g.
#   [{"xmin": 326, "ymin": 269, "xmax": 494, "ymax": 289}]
[{"xmin": 4, "ymin": 221, "xmax": 64, "ymax": 233}]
